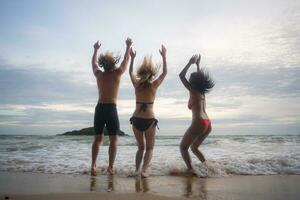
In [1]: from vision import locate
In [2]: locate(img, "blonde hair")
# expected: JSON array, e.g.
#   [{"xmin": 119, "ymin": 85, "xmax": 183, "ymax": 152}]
[
  {"xmin": 98, "ymin": 52, "xmax": 120, "ymax": 71},
  {"xmin": 136, "ymin": 56, "xmax": 159, "ymax": 86}
]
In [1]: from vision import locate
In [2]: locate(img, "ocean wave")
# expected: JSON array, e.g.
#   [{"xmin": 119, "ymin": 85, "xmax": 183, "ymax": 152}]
[
  {"xmin": 1, "ymin": 156, "xmax": 299, "ymax": 177},
  {"xmin": 1, "ymin": 135, "xmax": 299, "ymax": 177},
  {"xmin": 20, "ymin": 145, "xmax": 46, "ymax": 151}
]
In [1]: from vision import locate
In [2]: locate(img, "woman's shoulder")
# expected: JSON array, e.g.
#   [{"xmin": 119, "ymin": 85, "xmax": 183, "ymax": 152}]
[{"xmin": 136, "ymin": 83, "xmax": 156, "ymax": 90}]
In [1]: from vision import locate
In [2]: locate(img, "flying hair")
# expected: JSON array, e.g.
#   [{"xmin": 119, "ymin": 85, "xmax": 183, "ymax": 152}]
[
  {"xmin": 189, "ymin": 68, "xmax": 215, "ymax": 94},
  {"xmin": 98, "ymin": 52, "xmax": 120, "ymax": 71},
  {"xmin": 136, "ymin": 56, "xmax": 160, "ymax": 86}
]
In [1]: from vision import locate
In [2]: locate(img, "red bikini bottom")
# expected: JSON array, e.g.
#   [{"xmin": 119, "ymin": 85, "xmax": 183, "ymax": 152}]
[{"xmin": 199, "ymin": 119, "xmax": 211, "ymax": 129}]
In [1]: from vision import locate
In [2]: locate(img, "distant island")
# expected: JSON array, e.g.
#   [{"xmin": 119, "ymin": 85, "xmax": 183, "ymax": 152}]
[{"xmin": 59, "ymin": 127, "xmax": 128, "ymax": 136}]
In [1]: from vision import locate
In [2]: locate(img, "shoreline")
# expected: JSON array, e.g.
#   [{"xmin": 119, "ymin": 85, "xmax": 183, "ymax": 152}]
[
  {"xmin": 2, "ymin": 193, "xmax": 185, "ymax": 200},
  {"xmin": 1, "ymin": 172, "xmax": 300, "ymax": 200}
]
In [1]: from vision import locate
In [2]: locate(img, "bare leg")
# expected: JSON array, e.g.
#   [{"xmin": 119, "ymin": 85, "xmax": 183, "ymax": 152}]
[
  {"xmin": 91, "ymin": 134, "xmax": 103, "ymax": 176},
  {"xmin": 191, "ymin": 127, "xmax": 211, "ymax": 163},
  {"xmin": 180, "ymin": 122, "xmax": 205, "ymax": 172},
  {"xmin": 107, "ymin": 135, "xmax": 117, "ymax": 175},
  {"xmin": 180, "ymin": 127, "xmax": 196, "ymax": 171},
  {"xmin": 133, "ymin": 125, "xmax": 145, "ymax": 173},
  {"xmin": 141, "ymin": 126, "xmax": 156, "ymax": 178}
]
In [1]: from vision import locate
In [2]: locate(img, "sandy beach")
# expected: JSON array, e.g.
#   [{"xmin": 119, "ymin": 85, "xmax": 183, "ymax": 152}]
[{"xmin": 1, "ymin": 172, "xmax": 299, "ymax": 200}]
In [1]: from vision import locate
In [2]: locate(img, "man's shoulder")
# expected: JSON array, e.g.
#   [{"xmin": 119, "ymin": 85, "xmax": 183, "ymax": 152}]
[{"xmin": 114, "ymin": 67, "xmax": 126, "ymax": 75}]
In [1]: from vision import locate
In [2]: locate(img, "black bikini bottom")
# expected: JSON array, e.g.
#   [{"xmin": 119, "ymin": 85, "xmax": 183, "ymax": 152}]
[{"xmin": 130, "ymin": 116, "xmax": 158, "ymax": 132}]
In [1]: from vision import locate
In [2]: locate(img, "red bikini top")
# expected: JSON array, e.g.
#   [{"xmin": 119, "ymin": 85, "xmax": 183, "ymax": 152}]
[{"xmin": 188, "ymin": 96, "xmax": 205, "ymax": 110}]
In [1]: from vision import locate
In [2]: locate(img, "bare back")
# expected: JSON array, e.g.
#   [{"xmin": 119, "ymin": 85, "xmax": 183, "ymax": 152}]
[
  {"xmin": 129, "ymin": 44, "xmax": 167, "ymax": 119},
  {"xmin": 133, "ymin": 83, "xmax": 157, "ymax": 118},
  {"xmin": 96, "ymin": 71, "xmax": 121, "ymax": 104},
  {"xmin": 189, "ymin": 90, "xmax": 209, "ymax": 120}
]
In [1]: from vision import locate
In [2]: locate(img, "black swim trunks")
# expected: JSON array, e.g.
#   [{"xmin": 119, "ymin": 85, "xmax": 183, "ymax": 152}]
[{"xmin": 94, "ymin": 103, "xmax": 120, "ymax": 135}]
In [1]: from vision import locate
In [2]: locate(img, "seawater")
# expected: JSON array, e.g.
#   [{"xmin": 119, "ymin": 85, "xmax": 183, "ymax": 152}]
[{"xmin": 0, "ymin": 135, "xmax": 299, "ymax": 177}]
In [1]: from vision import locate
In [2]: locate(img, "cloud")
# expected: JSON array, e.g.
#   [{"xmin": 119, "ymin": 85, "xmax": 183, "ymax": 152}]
[
  {"xmin": 211, "ymin": 65, "xmax": 300, "ymax": 97},
  {"xmin": 0, "ymin": 65, "xmax": 97, "ymax": 104},
  {"xmin": 1, "ymin": 59, "xmax": 300, "ymax": 135},
  {"xmin": 1, "ymin": 0, "xmax": 300, "ymax": 135},
  {"xmin": 163, "ymin": 1, "xmax": 300, "ymax": 71}
]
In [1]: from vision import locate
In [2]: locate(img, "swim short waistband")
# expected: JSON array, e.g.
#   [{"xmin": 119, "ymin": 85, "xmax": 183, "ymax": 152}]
[{"xmin": 97, "ymin": 102, "xmax": 116, "ymax": 106}]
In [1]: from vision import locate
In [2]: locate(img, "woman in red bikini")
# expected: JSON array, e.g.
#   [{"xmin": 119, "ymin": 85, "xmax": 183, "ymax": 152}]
[
  {"xmin": 179, "ymin": 54, "xmax": 214, "ymax": 175},
  {"xmin": 129, "ymin": 45, "xmax": 167, "ymax": 178}
]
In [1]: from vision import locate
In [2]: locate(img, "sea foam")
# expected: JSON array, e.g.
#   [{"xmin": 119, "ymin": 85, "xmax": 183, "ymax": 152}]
[{"xmin": 0, "ymin": 135, "xmax": 299, "ymax": 177}]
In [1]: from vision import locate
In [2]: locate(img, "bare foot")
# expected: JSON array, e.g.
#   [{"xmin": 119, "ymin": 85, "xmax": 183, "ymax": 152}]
[
  {"xmin": 107, "ymin": 167, "xmax": 115, "ymax": 175},
  {"xmin": 133, "ymin": 171, "xmax": 140, "ymax": 177},
  {"xmin": 91, "ymin": 167, "xmax": 97, "ymax": 176},
  {"xmin": 199, "ymin": 174, "xmax": 208, "ymax": 178},
  {"xmin": 186, "ymin": 169, "xmax": 197, "ymax": 176},
  {"xmin": 141, "ymin": 171, "xmax": 149, "ymax": 178},
  {"xmin": 128, "ymin": 171, "xmax": 140, "ymax": 177}
]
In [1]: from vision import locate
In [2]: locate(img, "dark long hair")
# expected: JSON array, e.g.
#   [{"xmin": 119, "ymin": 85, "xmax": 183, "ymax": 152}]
[
  {"xmin": 189, "ymin": 69, "xmax": 215, "ymax": 94},
  {"xmin": 98, "ymin": 52, "xmax": 120, "ymax": 71}
]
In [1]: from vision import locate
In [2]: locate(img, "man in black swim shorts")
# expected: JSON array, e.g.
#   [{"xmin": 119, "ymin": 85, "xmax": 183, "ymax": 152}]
[
  {"xmin": 91, "ymin": 38, "xmax": 132, "ymax": 176},
  {"xmin": 94, "ymin": 103, "xmax": 119, "ymax": 135}
]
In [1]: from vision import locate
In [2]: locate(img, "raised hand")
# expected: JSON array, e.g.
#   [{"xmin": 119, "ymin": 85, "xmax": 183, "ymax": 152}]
[
  {"xmin": 159, "ymin": 45, "xmax": 167, "ymax": 58},
  {"xmin": 126, "ymin": 37, "xmax": 133, "ymax": 48},
  {"xmin": 189, "ymin": 54, "xmax": 198, "ymax": 65},
  {"xmin": 93, "ymin": 41, "xmax": 101, "ymax": 50},
  {"xmin": 130, "ymin": 48, "xmax": 136, "ymax": 59}
]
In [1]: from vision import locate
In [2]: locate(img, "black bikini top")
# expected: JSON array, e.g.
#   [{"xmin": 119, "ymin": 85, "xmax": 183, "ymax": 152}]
[{"xmin": 136, "ymin": 102, "xmax": 154, "ymax": 112}]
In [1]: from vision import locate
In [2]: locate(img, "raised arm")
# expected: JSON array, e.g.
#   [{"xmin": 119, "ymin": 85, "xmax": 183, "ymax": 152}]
[
  {"xmin": 129, "ymin": 48, "xmax": 138, "ymax": 86},
  {"xmin": 92, "ymin": 41, "xmax": 102, "ymax": 76},
  {"xmin": 196, "ymin": 53, "xmax": 201, "ymax": 72},
  {"xmin": 116, "ymin": 37, "xmax": 133, "ymax": 75},
  {"xmin": 179, "ymin": 55, "xmax": 198, "ymax": 91},
  {"xmin": 153, "ymin": 45, "xmax": 167, "ymax": 88}
]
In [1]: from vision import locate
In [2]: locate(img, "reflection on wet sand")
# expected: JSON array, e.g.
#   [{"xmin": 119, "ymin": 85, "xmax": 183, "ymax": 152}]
[
  {"xmin": 182, "ymin": 176, "xmax": 207, "ymax": 199},
  {"xmin": 90, "ymin": 176, "xmax": 96, "ymax": 191},
  {"xmin": 90, "ymin": 175, "xmax": 114, "ymax": 192},
  {"xmin": 89, "ymin": 174, "xmax": 208, "ymax": 198},
  {"xmin": 184, "ymin": 176, "xmax": 194, "ymax": 197},
  {"xmin": 3, "ymin": 172, "xmax": 299, "ymax": 200},
  {"xmin": 198, "ymin": 178, "xmax": 208, "ymax": 199},
  {"xmin": 135, "ymin": 177, "xmax": 149, "ymax": 192},
  {"xmin": 107, "ymin": 175, "xmax": 114, "ymax": 192}
]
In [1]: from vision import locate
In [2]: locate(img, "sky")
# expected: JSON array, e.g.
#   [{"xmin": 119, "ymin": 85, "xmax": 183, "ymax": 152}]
[{"xmin": 0, "ymin": 0, "xmax": 300, "ymax": 135}]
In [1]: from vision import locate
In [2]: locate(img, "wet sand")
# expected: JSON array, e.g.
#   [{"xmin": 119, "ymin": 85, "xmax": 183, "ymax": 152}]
[{"xmin": 0, "ymin": 172, "xmax": 299, "ymax": 200}]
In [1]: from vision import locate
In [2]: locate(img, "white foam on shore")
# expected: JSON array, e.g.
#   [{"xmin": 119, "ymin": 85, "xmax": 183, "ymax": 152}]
[{"xmin": 0, "ymin": 135, "xmax": 299, "ymax": 177}]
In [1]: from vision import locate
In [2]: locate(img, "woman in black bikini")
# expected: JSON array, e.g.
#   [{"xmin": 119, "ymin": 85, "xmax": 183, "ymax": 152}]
[
  {"xmin": 129, "ymin": 45, "xmax": 167, "ymax": 178},
  {"xmin": 179, "ymin": 54, "xmax": 214, "ymax": 175}
]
